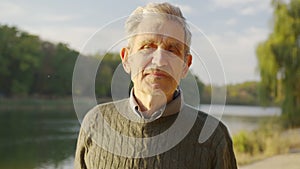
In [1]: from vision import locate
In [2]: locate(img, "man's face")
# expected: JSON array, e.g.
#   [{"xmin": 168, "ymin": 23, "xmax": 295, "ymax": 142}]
[{"xmin": 121, "ymin": 19, "xmax": 192, "ymax": 99}]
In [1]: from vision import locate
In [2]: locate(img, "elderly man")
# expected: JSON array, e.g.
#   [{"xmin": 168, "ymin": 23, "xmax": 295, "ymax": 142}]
[{"xmin": 75, "ymin": 2, "xmax": 237, "ymax": 169}]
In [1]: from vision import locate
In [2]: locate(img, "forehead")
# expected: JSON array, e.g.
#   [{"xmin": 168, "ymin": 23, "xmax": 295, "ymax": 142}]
[{"xmin": 135, "ymin": 19, "xmax": 185, "ymax": 45}]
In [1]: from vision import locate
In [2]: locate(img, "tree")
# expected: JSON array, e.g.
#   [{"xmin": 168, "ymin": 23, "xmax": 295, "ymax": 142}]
[
  {"xmin": 0, "ymin": 25, "xmax": 42, "ymax": 96},
  {"xmin": 95, "ymin": 52, "xmax": 121, "ymax": 98},
  {"xmin": 256, "ymin": 0, "xmax": 300, "ymax": 127},
  {"xmin": 0, "ymin": 25, "xmax": 80, "ymax": 97}
]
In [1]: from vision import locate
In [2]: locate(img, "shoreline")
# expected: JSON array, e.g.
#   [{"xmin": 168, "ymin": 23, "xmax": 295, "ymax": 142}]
[
  {"xmin": 239, "ymin": 152, "xmax": 300, "ymax": 169},
  {"xmin": 234, "ymin": 127, "xmax": 300, "ymax": 166}
]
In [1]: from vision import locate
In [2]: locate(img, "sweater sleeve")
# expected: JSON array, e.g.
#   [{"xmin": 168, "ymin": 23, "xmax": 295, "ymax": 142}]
[
  {"xmin": 74, "ymin": 126, "xmax": 88, "ymax": 169},
  {"xmin": 74, "ymin": 105, "xmax": 100, "ymax": 169},
  {"xmin": 213, "ymin": 126, "xmax": 237, "ymax": 169}
]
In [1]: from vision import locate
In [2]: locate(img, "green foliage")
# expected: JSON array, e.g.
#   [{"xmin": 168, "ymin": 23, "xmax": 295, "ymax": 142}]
[
  {"xmin": 34, "ymin": 42, "xmax": 78, "ymax": 96},
  {"xmin": 256, "ymin": 0, "xmax": 300, "ymax": 127},
  {"xmin": 232, "ymin": 118, "xmax": 300, "ymax": 165},
  {"xmin": 0, "ymin": 25, "xmax": 43, "ymax": 96},
  {"xmin": 0, "ymin": 24, "xmax": 79, "ymax": 97},
  {"xmin": 227, "ymin": 81, "xmax": 261, "ymax": 105},
  {"xmin": 201, "ymin": 81, "xmax": 263, "ymax": 105},
  {"xmin": 0, "ymin": 24, "xmax": 125, "ymax": 99},
  {"xmin": 233, "ymin": 131, "xmax": 263, "ymax": 155},
  {"xmin": 95, "ymin": 52, "xmax": 121, "ymax": 97}
]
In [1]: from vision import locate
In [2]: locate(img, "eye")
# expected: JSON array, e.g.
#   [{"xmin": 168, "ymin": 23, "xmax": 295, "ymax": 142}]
[
  {"xmin": 140, "ymin": 43, "xmax": 156, "ymax": 50},
  {"xmin": 168, "ymin": 48, "xmax": 176, "ymax": 52},
  {"xmin": 143, "ymin": 45, "xmax": 151, "ymax": 49},
  {"xmin": 167, "ymin": 47, "xmax": 179, "ymax": 54}
]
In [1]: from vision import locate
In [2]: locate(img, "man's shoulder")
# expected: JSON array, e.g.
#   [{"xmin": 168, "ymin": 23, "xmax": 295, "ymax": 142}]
[
  {"xmin": 183, "ymin": 104, "xmax": 231, "ymax": 142},
  {"xmin": 81, "ymin": 99, "xmax": 129, "ymax": 123},
  {"xmin": 182, "ymin": 104, "xmax": 211, "ymax": 123},
  {"xmin": 92, "ymin": 98, "xmax": 128, "ymax": 111},
  {"xmin": 97, "ymin": 98, "xmax": 129, "ymax": 108}
]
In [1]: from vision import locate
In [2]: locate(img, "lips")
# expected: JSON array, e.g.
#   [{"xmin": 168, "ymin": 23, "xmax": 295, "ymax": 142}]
[{"xmin": 144, "ymin": 70, "xmax": 169, "ymax": 78}]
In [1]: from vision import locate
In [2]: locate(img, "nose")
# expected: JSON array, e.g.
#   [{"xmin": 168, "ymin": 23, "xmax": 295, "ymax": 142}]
[{"xmin": 151, "ymin": 49, "xmax": 167, "ymax": 66}]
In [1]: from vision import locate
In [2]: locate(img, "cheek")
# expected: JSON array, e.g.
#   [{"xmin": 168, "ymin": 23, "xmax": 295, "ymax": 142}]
[
  {"xmin": 167, "ymin": 59, "xmax": 185, "ymax": 79},
  {"xmin": 131, "ymin": 72, "xmax": 142, "ymax": 84},
  {"xmin": 128, "ymin": 54, "xmax": 152, "ymax": 76}
]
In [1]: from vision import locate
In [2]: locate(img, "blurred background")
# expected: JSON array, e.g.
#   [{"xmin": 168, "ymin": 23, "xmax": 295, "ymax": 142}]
[{"xmin": 0, "ymin": 0, "xmax": 299, "ymax": 168}]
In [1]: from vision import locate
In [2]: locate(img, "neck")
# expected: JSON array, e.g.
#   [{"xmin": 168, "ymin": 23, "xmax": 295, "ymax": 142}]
[{"xmin": 134, "ymin": 89, "xmax": 173, "ymax": 115}]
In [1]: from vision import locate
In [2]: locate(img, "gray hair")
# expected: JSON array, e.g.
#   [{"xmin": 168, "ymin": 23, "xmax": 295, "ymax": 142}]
[{"xmin": 125, "ymin": 2, "xmax": 192, "ymax": 55}]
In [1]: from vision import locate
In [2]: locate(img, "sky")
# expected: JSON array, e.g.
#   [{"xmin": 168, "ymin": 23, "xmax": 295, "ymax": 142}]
[{"xmin": 0, "ymin": 0, "xmax": 275, "ymax": 84}]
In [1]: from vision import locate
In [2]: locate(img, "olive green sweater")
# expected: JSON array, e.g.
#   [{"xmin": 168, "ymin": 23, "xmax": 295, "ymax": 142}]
[{"xmin": 74, "ymin": 99, "xmax": 237, "ymax": 169}]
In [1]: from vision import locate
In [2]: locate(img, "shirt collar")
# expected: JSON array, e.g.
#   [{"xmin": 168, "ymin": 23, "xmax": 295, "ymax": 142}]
[{"xmin": 129, "ymin": 88, "xmax": 183, "ymax": 121}]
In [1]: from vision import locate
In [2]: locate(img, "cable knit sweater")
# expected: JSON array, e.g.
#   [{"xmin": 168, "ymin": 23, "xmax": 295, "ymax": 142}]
[{"xmin": 74, "ymin": 98, "xmax": 237, "ymax": 169}]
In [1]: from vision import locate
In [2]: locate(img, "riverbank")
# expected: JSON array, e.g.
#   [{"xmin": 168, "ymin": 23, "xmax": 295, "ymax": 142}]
[
  {"xmin": 0, "ymin": 97, "xmax": 74, "ymax": 110},
  {"xmin": 239, "ymin": 152, "xmax": 300, "ymax": 169},
  {"xmin": 233, "ymin": 126, "xmax": 300, "ymax": 166},
  {"xmin": 0, "ymin": 97, "xmax": 112, "ymax": 111}
]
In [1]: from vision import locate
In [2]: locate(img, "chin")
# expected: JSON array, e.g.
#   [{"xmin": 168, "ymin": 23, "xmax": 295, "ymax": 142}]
[{"xmin": 152, "ymin": 85, "xmax": 176, "ymax": 96}]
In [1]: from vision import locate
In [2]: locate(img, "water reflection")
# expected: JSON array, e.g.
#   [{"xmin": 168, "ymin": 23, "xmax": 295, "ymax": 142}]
[
  {"xmin": 0, "ymin": 105, "xmax": 281, "ymax": 168},
  {"xmin": 0, "ymin": 109, "xmax": 80, "ymax": 169},
  {"xmin": 199, "ymin": 104, "xmax": 281, "ymax": 134}
]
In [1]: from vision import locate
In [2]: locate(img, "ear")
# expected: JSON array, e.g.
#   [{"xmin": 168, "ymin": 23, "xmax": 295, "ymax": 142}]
[
  {"xmin": 120, "ymin": 47, "xmax": 131, "ymax": 74},
  {"xmin": 181, "ymin": 53, "xmax": 192, "ymax": 78}
]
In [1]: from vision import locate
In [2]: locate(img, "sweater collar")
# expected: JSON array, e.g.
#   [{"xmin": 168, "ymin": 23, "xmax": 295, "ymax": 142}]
[{"xmin": 129, "ymin": 88, "xmax": 183, "ymax": 122}]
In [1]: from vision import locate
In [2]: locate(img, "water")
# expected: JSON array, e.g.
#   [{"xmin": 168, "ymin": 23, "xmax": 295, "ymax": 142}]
[
  {"xmin": 0, "ymin": 109, "xmax": 79, "ymax": 169},
  {"xmin": 0, "ymin": 105, "xmax": 281, "ymax": 169},
  {"xmin": 199, "ymin": 104, "xmax": 281, "ymax": 134}
]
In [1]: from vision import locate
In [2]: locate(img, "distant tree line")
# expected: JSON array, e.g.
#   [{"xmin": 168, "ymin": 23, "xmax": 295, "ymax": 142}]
[
  {"xmin": 0, "ymin": 24, "xmax": 120, "ymax": 98},
  {"xmin": 0, "ymin": 24, "xmax": 264, "ymax": 106},
  {"xmin": 200, "ymin": 81, "xmax": 272, "ymax": 106},
  {"xmin": 0, "ymin": 25, "xmax": 79, "ymax": 97}
]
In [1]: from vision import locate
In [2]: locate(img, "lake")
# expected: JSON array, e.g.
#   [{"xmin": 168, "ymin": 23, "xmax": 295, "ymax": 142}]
[
  {"xmin": 198, "ymin": 104, "xmax": 281, "ymax": 134},
  {"xmin": 0, "ymin": 105, "xmax": 281, "ymax": 169}
]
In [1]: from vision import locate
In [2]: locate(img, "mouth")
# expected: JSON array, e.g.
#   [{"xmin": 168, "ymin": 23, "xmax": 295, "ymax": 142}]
[{"xmin": 144, "ymin": 70, "xmax": 169, "ymax": 78}]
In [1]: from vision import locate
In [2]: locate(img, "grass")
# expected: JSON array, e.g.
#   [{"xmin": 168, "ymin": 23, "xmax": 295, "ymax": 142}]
[{"xmin": 233, "ymin": 117, "xmax": 300, "ymax": 166}]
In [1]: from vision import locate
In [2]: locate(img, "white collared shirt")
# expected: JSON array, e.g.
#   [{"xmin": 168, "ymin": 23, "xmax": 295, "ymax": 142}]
[{"xmin": 129, "ymin": 88, "xmax": 181, "ymax": 121}]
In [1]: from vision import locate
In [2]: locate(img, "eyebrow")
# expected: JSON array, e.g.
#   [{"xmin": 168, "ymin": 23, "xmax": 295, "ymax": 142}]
[
  {"xmin": 135, "ymin": 34, "xmax": 185, "ymax": 54},
  {"xmin": 164, "ymin": 38, "xmax": 185, "ymax": 50},
  {"xmin": 168, "ymin": 41, "xmax": 184, "ymax": 49},
  {"xmin": 139, "ymin": 36, "xmax": 183, "ymax": 46},
  {"xmin": 138, "ymin": 39, "xmax": 156, "ymax": 46}
]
